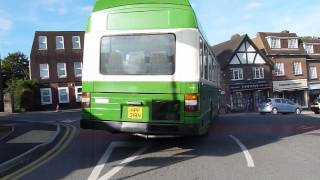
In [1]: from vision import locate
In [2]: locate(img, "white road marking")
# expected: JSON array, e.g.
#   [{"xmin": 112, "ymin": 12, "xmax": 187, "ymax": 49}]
[
  {"xmin": 88, "ymin": 141, "xmax": 148, "ymax": 180},
  {"xmin": 229, "ymin": 135, "xmax": 255, "ymax": 168},
  {"xmin": 98, "ymin": 146, "xmax": 148, "ymax": 180}
]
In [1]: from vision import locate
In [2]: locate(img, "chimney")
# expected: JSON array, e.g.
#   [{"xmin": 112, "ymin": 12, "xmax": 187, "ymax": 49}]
[
  {"xmin": 281, "ymin": 30, "xmax": 290, "ymax": 33},
  {"xmin": 231, "ymin": 34, "xmax": 241, "ymax": 40}
]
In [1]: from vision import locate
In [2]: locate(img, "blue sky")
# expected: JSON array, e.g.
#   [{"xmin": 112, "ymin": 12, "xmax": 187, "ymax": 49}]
[{"xmin": 0, "ymin": 0, "xmax": 320, "ymax": 58}]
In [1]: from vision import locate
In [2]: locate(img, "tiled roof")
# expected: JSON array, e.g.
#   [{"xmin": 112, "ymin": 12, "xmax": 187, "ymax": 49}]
[{"xmin": 255, "ymin": 32, "xmax": 305, "ymax": 55}]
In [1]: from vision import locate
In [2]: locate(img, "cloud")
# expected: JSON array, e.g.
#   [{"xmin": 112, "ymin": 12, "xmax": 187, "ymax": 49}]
[
  {"xmin": 0, "ymin": 17, "xmax": 13, "ymax": 31},
  {"xmin": 47, "ymin": 7, "xmax": 68, "ymax": 15},
  {"xmin": 245, "ymin": 2, "xmax": 262, "ymax": 9}
]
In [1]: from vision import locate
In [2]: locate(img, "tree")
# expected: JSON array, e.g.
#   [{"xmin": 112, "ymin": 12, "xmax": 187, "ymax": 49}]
[
  {"xmin": 1, "ymin": 52, "xmax": 29, "ymax": 81},
  {"xmin": 1, "ymin": 52, "xmax": 29, "ymax": 91}
]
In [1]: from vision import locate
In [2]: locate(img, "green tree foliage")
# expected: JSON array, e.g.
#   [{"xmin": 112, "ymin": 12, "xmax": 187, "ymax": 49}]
[
  {"xmin": 14, "ymin": 80, "xmax": 39, "ymax": 112},
  {"xmin": 1, "ymin": 52, "xmax": 29, "ymax": 91}
]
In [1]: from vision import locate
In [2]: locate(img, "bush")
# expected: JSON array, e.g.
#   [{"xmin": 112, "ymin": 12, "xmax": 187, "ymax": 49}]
[{"xmin": 14, "ymin": 80, "xmax": 39, "ymax": 112}]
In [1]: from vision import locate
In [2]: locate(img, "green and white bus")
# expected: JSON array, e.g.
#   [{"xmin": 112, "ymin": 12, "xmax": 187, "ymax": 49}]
[{"xmin": 81, "ymin": 0, "xmax": 221, "ymax": 136}]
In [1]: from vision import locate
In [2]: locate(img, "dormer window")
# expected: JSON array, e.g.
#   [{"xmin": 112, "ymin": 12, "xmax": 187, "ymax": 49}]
[
  {"xmin": 267, "ymin": 37, "xmax": 281, "ymax": 49},
  {"xmin": 304, "ymin": 43, "xmax": 314, "ymax": 54},
  {"xmin": 288, "ymin": 39, "xmax": 298, "ymax": 49}
]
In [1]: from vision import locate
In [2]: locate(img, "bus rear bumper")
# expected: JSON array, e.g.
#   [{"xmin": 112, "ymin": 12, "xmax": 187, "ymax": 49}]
[{"xmin": 80, "ymin": 120, "xmax": 198, "ymax": 135}]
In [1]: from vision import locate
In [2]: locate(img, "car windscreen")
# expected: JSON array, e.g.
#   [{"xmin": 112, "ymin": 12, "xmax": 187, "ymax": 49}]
[{"xmin": 100, "ymin": 34, "xmax": 176, "ymax": 75}]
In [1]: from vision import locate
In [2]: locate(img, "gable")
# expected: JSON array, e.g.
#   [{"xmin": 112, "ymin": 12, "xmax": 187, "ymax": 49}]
[{"xmin": 229, "ymin": 39, "xmax": 266, "ymax": 65}]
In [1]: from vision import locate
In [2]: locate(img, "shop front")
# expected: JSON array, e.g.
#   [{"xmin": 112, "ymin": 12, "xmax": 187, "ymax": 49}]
[
  {"xmin": 309, "ymin": 81, "xmax": 320, "ymax": 103},
  {"xmin": 229, "ymin": 80, "xmax": 272, "ymax": 112},
  {"xmin": 273, "ymin": 79, "xmax": 309, "ymax": 108}
]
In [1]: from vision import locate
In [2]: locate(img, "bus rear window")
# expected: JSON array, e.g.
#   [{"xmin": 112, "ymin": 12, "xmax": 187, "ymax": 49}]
[{"xmin": 100, "ymin": 34, "xmax": 175, "ymax": 75}]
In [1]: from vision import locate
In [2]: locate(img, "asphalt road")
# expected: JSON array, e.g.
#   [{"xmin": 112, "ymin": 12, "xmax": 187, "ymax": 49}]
[{"xmin": 2, "ymin": 111, "xmax": 320, "ymax": 180}]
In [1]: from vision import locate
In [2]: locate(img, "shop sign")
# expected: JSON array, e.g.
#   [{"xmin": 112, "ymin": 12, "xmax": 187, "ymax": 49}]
[
  {"xmin": 309, "ymin": 82, "xmax": 320, "ymax": 90},
  {"xmin": 273, "ymin": 79, "xmax": 308, "ymax": 91},
  {"xmin": 230, "ymin": 81, "xmax": 271, "ymax": 91}
]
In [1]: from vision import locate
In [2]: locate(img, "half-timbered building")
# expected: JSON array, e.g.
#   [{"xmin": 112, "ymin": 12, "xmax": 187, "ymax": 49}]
[{"xmin": 212, "ymin": 34, "xmax": 273, "ymax": 112}]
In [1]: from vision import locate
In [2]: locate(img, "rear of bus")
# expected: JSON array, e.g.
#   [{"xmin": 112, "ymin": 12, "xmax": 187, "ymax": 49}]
[{"xmin": 81, "ymin": 0, "xmax": 203, "ymax": 135}]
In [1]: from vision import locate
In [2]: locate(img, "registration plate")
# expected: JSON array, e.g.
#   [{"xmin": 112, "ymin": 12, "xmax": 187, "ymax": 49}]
[{"xmin": 128, "ymin": 107, "xmax": 143, "ymax": 119}]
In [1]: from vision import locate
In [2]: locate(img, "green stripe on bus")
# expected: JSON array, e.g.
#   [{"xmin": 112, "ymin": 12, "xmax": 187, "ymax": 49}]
[
  {"xmin": 82, "ymin": 81, "xmax": 200, "ymax": 94},
  {"xmin": 93, "ymin": 0, "xmax": 191, "ymax": 12},
  {"xmin": 87, "ymin": 4, "xmax": 197, "ymax": 32}
]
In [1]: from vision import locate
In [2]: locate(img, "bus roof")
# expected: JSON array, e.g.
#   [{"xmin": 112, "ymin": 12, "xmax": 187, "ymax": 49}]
[{"xmin": 93, "ymin": 0, "xmax": 191, "ymax": 12}]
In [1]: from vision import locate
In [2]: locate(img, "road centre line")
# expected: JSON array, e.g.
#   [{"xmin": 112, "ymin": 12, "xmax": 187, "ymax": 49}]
[
  {"xmin": 88, "ymin": 141, "xmax": 148, "ymax": 180},
  {"xmin": 3, "ymin": 124, "xmax": 77, "ymax": 180},
  {"xmin": 229, "ymin": 135, "xmax": 255, "ymax": 168}
]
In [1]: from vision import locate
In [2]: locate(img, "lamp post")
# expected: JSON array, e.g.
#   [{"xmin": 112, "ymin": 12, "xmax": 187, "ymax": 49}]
[{"xmin": 0, "ymin": 53, "xmax": 3, "ymax": 112}]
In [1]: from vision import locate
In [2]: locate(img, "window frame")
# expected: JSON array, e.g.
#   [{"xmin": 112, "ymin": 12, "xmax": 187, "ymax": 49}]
[
  {"xmin": 58, "ymin": 87, "xmax": 70, "ymax": 104},
  {"xmin": 39, "ymin": 64, "xmax": 50, "ymax": 79},
  {"xmin": 253, "ymin": 67, "xmax": 265, "ymax": 79},
  {"xmin": 72, "ymin": 36, "xmax": 81, "ymax": 49},
  {"xmin": 288, "ymin": 39, "xmax": 298, "ymax": 49},
  {"xmin": 100, "ymin": 33, "xmax": 176, "ymax": 75},
  {"xmin": 274, "ymin": 62, "xmax": 285, "ymax": 76},
  {"xmin": 75, "ymin": 86, "xmax": 82, "ymax": 102},
  {"xmin": 74, "ymin": 62, "xmax": 82, "ymax": 77},
  {"xmin": 269, "ymin": 37, "xmax": 281, "ymax": 49},
  {"xmin": 57, "ymin": 63, "xmax": 67, "ymax": 78},
  {"xmin": 231, "ymin": 68, "xmax": 243, "ymax": 81},
  {"xmin": 56, "ymin": 36, "xmax": 65, "ymax": 50},
  {"xmin": 38, "ymin": 36, "xmax": 48, "ymax": 50},
  {"xmin": 293, "ymin": 62, "xmax": 302, "ymax": 75},
  {"xmin": 309, "ymin": 66, "xmax": 318, "ymax": 80},
  {"xmin": 304, "ymin": 43, "xmax": 314, "ymax": 54},
  {"xmin": 40, "ymin": 88, "xmax": 52, "ymax": 105}
]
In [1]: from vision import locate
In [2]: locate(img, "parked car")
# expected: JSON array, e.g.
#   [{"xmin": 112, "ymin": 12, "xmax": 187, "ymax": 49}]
[
  {"xmin": 259, "ymin": 98, "xmax": 302, "ymax": 115},
  {"xmin": 310, "ymin": 98, "xmax": 320, "ymax": 114}
]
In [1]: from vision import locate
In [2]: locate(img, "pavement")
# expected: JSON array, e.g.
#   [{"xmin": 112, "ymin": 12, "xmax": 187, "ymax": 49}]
[{"xmin": 1, "ymin": 110, "xmax": 320, "ymax": 180}]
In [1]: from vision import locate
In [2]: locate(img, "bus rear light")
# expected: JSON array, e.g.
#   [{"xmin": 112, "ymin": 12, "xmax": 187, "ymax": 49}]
[
  {"xmin": 81, "ymin": 92, "xmax": 90, "ymax": 108},
  {"xmin": 185, "ymin": 94, "xmax": 198, "ymax": 112}
]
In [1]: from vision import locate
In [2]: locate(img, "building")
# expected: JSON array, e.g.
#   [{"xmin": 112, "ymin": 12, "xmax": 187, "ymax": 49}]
[
  {"xmin": 302, "ymin": 37, "xmax": 320, "ymax": 103},
  {"xmin": 252, "ymin": 31, "xmax": 309, "ymax": 108},
  {"xmin": 30, "ymin": 31, "xmax": 85, "ymax": 110},
  {"xmin": 212, "ymin": 34, "xmax": 273, "ymax": 112}
]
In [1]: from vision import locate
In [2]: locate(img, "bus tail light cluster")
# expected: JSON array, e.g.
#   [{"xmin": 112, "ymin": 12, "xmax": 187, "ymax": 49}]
[
  {"xmin": 81, "ymin": 92, "xmax": 90, "ymax": 108},
  {"xmin": 185, "ymin": 94, "xmax": 198, "ymax": 112}
]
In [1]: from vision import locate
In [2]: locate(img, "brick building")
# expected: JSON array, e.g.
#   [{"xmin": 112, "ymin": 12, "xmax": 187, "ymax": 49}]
[
  {"xmin": 252, "ymin": 31, "xmax": 309, "ymax": 108},
  {"xmin": 212, "ymin": 34, "xmax": 273, "ymax": 112},
  {"xmin": 30, "ymin": 31, "xmax": 84, "ymax": 110},
  {"xmin": 303, "ymin": 38, "xmax": 320, "ymax": 103}
]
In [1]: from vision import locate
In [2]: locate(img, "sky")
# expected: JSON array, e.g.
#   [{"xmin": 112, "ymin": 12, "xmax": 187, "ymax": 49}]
[{"xmin": 0, "ymin": 0, "xmax": 320, "ymax": 58}]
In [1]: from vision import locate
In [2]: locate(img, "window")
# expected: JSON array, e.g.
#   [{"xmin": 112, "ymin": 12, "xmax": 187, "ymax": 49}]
[
  {"xmin": 231, "ymin": 68, "xmax": 243, "ymax": 80},
  {"xmin": 75, "ymin": 86, "xmax": 82, "ymax": 102},
  {"xmin": 268, "ymin": 37, "xmax": 281, "ymax": 49},
  {"xmin": 309, "ymin": 67, "xmax": 317, "ymax": 79},
  {"xmin": 304, "ymin": 44, "xmax": 314, "ymax": 54},
  {"xmin": 254, "ymin": 67, "xmax": 264, "ymax": 79},
  {"xmin": 100, "ymin": 34, "xmax": 175, "ymax": 75},
  {"xmin": 58, "ymin": 87, "xmax": 69, "ymax": 103},
  {"xmin": 293, "ymin": 62, "xmax": 302, "ymax": 75},
  {"xmin": 57, "ymin": 63, "xmax": 67, "ymax": 78},
  {"xmin": 40, "ymin": 88, "xmax": 52, "ymax": 105},
  {"xmin": 204, "ymin": 45, "xmax": 209, "ymax": 80},
  {"xmin": 274, "ymin": 63, "xmax": 285, "ymax": 76},
  {"xmin": 72, "ymin": 36, "xmax": 81, "ymax": 49},
  {"xmin": 56, "ymin": 36, "xmax": 64, "ymax": 49},
  {"xmin": 74, "ymin": 62, "xmax": 82, "ymax": 77},
  {"xmin": 288, "ymin": 39, "xmax": 298, "ymax": 49},
  {"xmin": 38, "ymin": 36, "xmax": 47, "ymax": 50},
  {"xmin": 200, "ymin": 38, "xmax": 204, "ymax": 78},
  {"xmin": 40, "ymin": 64, "xmax": 49, "ymax": 79}
]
